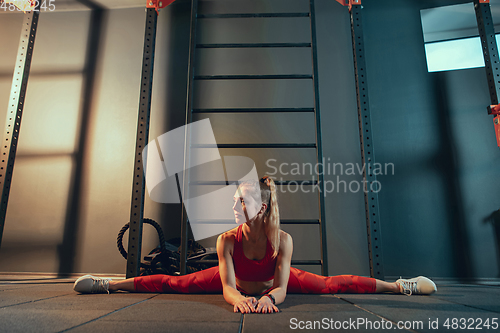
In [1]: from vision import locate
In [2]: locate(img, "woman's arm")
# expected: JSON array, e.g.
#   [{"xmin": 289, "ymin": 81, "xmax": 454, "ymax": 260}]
[
  {"xmin": 255, "ymin": 231, "xmax": 293, "ymax": 313},
  {"xmin": 217, "ymin": 233, "xmax": 257, "ymax": 313}
]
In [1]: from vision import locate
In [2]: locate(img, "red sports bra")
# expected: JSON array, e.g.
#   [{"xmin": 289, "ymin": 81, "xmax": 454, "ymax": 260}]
[{"xmin": 232, "ymin": 224, "xmax": 277, "ymax": 281}]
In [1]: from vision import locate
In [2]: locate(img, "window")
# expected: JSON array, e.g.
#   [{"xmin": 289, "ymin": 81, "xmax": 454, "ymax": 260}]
[{"xmin": 421, "ymin": 1, "xmax": 500, "ymax": 72}]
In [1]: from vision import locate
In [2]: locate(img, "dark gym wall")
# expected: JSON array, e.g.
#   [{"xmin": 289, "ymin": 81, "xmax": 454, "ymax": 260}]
[
  {"xmin": 0, "ymin": 0, "xmax": 499, "ymax": 280},
  {"xmin": 314, "ymin": 0, "xmax": 369, "ymax": 276},
  {"xmin": 362, "ymin": 0, "xmax": 500, "ymax": 279},
  {"xmin": 0, "ymin": 8, "xmax": 169, "ymax": 274},
  {"xmin": 0, "ymin": 10, "xmax": 94, "ymax": 273},
  {"xmin": 0, "ymin": 0, "xmax": 368, "ymax": 276},
  {"xmin": 185, "ymin": 0, "xmax": 368, "ymax": 276}
]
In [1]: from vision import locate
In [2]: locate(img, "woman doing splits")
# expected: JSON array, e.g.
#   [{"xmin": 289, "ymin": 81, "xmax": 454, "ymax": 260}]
[{"xmin": 74, "ymin": 176, "xmax": 437, "ymax": 314}]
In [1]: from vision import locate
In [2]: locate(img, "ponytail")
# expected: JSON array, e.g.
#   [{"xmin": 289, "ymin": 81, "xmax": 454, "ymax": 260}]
[
  {"xmin": 238, "ymin": 176, "xmax": 281, "ymax": 258},
  {"xmin": 261, "ymin": 176, "xmax": 280, "ymax": 259}
]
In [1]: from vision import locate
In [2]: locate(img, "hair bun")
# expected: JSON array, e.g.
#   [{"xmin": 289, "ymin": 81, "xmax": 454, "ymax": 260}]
[{"xmin": 260, "ymin": 176, "xmax": 271, "ymax": 187}]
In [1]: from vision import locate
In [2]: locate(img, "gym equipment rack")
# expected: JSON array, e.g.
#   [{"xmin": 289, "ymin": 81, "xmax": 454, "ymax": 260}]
[{"xmin": 1, "ymin": 0, "xmax": 498, "ymax": 280}]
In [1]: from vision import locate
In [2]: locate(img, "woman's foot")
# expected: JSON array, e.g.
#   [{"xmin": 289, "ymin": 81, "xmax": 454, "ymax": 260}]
[
  {"xmin": 396, "ymin": 276, "xmax": 437, "ymax": 295},
  {"xmin": 73, "ymin": 275, "xmax": 112, "ymax": 294}
]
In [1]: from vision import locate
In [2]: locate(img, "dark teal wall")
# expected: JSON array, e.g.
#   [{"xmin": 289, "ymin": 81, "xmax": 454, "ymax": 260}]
[
  {"xmin": 362, "ymin": 0, "xmax": 500, "ymax": 278},
  {"xmin": 159, "ymin": 0, "xmax": 500, "ymax": 279},
  {"xmin": 1, "ymin": 0, "xmax": 497, "ymax": 278}
]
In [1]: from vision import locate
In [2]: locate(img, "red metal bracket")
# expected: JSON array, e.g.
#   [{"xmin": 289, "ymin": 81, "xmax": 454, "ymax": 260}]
[
  {"xmin": 488, "ymin": 105, "xmax": 500, "ymax": 147},
  {"xmin": 146, "ymin": 0, "xmax": 176, "ymax": 15},
  {"xmin": 487, "ymin": 104, "xmax": 500, "ymax": 115},
  {"xmin": 336, "ymin": 0, "xmax": 361, "ymax": 10}
]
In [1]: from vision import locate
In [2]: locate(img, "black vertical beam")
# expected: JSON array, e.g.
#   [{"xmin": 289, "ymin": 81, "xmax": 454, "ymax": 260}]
[
  {"xmin": 350, "ymin": 4, "xmax": 384, "ymax": 279},
  {"xmin": 0, "ymin": 9, "xmax": 39, "ymax": 250},
  {"xmin": 127, "ymin": 8, "xmax": 158, "ymax": 278},
  {"xmin": 474, "ymin": 0, "xmax": 500, "ymax": 105},
  {"xmin": 179, "ymin": 0, "xmax": 199, "ymax": 276},
  {"xmin": 309, "ymin": 0, "xmax": 328, "ymax": 276}
]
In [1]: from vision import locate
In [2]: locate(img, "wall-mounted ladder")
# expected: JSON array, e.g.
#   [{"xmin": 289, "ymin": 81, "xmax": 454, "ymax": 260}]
[{"xmin": 178, "ymin": 0, "xmax": 329, "ymax": 276}]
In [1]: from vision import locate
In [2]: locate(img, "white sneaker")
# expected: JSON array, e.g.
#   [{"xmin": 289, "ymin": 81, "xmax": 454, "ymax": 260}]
[
  {"xmin": 396, "ymin": 276, "xmax": 437, "ymax": 296},
  {"xmin": 73, "ymin": 275, "xmax": 111, "ymax": 294}
]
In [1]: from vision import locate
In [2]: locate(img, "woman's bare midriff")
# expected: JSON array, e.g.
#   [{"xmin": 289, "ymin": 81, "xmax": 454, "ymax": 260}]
[{"xmin": 236, "ymin": 277, "xmax": 274, "ymax": 295}]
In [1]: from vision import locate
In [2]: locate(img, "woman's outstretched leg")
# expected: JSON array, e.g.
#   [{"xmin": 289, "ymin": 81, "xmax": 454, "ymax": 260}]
[
  {"xmin": 132, "ymin": 266, "xmax": 222, "ymax": 293},
  {"xmin": 374, "ymin": 279, "xmax": 399, "ymax": 293},
  {"xmin": 286, "ymin": 267, "xmax": 436, "ymax": 295},
  {"xmin": 74, "ymin": 266, "xmax": 223, "ymax": 294},
  {"xmin": 286, "ymin": 267, "xmax": 377, "ymax": 294},
  {"xmin": 109, "ymin": 278, "xmax": 135, "ymax": 292}
]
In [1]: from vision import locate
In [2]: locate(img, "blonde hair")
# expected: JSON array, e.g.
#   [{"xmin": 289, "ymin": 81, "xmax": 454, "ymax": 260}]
[{"xmin": 239, "ymin": 176, "xmax": 280, "ymax": 258}]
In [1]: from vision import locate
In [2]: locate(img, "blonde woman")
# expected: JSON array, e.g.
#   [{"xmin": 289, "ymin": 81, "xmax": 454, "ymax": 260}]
[{"xmin": 74, "ymin": 176, "xmax": 437, "ymax": 314}]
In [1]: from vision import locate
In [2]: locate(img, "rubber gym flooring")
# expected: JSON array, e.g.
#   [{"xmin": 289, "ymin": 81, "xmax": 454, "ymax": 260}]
[{"xmin": 0, "ymin": 274, "xmax": 499, "ymax": 333}]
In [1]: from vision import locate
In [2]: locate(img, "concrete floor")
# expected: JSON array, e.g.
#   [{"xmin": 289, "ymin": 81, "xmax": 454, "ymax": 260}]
[{"xmin": 1, "ymin": 275, "xmax": 499, "ymax": 333}]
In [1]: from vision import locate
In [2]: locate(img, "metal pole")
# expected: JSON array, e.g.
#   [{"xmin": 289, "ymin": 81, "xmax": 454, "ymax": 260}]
[
  {"xmin": 179, "ymin": 0, "xmax": 199, "ymax": 275},
  {"xmin": 474, "ymin": 0, "xmax": 500, "ymax": 105},
  {"xmin": 0, "ymin": 8, "xmax": 40, "ymax": 250},
  {"xmin": 309, "ymin": 0, "xmax": 328, "ymax": 276},
  {"xmin": 126, "ymin": 8, "xmax": 158, "ymax": 278},
  {"xmin": 349, "ymin": 3, "xmax": 385, "ymax": 279}
]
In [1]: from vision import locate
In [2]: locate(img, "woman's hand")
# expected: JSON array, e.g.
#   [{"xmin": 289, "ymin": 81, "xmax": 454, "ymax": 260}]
[
  {"xmin": 233, "ymin": 297, "xmax": 257, "ymax": 313},
  {"xmin": 255, "ymin": 296, "xmax": 280, "ymax": 313}
]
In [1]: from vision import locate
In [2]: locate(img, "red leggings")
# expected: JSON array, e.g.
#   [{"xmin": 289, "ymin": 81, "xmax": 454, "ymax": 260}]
[{"xmin": 134, "ymin": 266, "xmax": 376, "ymax": 295}]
